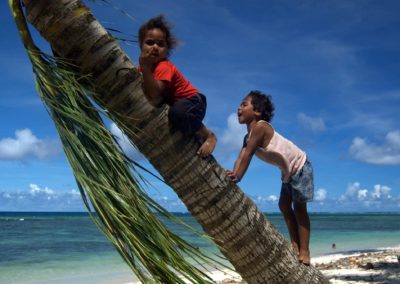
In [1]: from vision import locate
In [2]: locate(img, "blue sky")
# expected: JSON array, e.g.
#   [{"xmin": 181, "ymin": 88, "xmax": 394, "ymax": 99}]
[{"xmin": 1, "ymin": 0, "xmax": 399, "ymax": 212}]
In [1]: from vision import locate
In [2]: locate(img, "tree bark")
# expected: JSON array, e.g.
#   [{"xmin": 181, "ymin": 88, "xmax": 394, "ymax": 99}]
[{"xmin": 22, "ymin": 0, "xmax": 329, "ymax": 283}]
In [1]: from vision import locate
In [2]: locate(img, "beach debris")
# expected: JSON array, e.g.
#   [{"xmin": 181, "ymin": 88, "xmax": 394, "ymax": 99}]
[
  {"xmin": 365, "ymin": 262, "xmax": 374, "ymax": 270},
  {"xmin": 315, "ymin": 248, "xmax": 400, "ymax": 283},
  {"xmin": 220, "ymin": 280, "xmax": 246, "ymax": 284}
]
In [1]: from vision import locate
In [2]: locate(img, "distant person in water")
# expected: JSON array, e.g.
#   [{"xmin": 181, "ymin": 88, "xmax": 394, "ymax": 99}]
[
  {"xmin": 226, "ymin": 90, "xmax": 314, "ymax": 265},
  {"xmin": 138, "ymin": 15, "xmax": 217, "ymax": 157},
  {"xmin": 332, "ymin": 243, "xmax": 336, "ymax": 250}
]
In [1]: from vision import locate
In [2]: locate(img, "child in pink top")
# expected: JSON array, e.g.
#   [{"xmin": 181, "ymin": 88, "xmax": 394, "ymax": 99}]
[
  {"xmin": 138, "ymin": 15, "xmax": 217, "ymax": 157},
  {"xmin": 226, "ymin": 90, "xmax": 314, "ymax": 265}
]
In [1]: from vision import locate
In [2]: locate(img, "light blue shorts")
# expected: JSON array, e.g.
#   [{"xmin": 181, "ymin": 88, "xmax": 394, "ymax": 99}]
[{"xmin": 281, "ymin": 159, "xmax": 314, "ymax": 203}]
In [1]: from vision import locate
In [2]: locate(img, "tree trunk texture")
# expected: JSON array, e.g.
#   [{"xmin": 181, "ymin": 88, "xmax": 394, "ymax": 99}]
[{"xmin": 22, "ymin": 0, "xmax": 329, "ymax": 283}]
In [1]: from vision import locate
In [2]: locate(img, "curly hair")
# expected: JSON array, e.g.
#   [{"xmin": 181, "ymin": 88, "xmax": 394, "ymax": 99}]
[
  {"xmin": 138, "ymin": 15, "xmax": 178, "ymax": 55},
  {"xmin": 246, "ymin": 90, "xmax": 275, "ymax": 122}
]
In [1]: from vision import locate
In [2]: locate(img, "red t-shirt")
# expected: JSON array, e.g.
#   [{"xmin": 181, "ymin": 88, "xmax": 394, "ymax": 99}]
[{"xmin": 152, "ymin": 60, "xmax": 199, "ymax": 105}]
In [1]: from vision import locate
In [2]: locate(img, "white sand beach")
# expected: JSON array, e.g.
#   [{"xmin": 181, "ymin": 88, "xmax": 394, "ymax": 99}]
[
  {"xmin": 120, "ymin": 246, "xmax": 400, "ymax": 284},
  {"xmin": 188, "ymin": 246, "xmax": 400, "ymax": 284},
  {"xmin": 313, "ymin": 247, "xmax": 400, "ymax": 284}
]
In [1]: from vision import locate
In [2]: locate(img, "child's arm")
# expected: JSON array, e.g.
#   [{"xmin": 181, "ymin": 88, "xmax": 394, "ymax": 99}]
[
  {"xmin": 233, "ymin": 148, "xmax": 246, "ymax": 172},
  {"xmin": 227, "ymin": 123, "xmax": 272, "ymax": 182},
  {"xmin": 139, "ymin": 51, "xmax": 166, "ymax": 107},
  {"xmin": 226, "ymin": 148, "xmax": 246, "ymax": 182}
]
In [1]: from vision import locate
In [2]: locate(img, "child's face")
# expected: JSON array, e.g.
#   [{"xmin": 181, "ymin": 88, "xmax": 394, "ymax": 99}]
[
  {"xmin": 141, "ymin": 28, "xmax": 168, "ymax": 64},
  {"xmin": 237, "ymin": 96, "xmax": 259, "ymax": 124}
]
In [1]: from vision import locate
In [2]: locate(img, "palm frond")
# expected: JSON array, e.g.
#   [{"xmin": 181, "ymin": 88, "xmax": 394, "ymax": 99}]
[{"xmin": 9, "ymin": 0, "xmax": 228, "ymax": 282}]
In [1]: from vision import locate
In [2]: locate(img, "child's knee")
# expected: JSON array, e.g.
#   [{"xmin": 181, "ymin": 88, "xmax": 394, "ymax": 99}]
[
  {"xmin": 279, "ymin": 199, "xmax": 291, "ymax": 214},
  {"xmin": 293, "ymin": 202, "xmax": 308, "ymax": 215},
  {"xmin": 169, "ymin": 104, "xmax": 186, "ymax": 122},
  {"xmin": 293, "ymin": 201, "xmax": 306, "ymax": 210}
]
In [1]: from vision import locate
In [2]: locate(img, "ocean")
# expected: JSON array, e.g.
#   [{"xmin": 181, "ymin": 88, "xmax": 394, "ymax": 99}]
[{"xmin": 1, "ymin": 212, "xmax": 399, "ymax": 283}]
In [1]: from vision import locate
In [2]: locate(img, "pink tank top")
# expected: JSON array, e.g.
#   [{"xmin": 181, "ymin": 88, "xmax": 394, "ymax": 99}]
[{"xmin": 251, "ymin": 121, "xmax": 306, "ymax": 182}]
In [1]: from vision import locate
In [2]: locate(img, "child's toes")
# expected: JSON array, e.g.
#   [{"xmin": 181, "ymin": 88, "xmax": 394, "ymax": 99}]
[{"xmin": 299, "ymin": 252, "xmax": 310, "ymax": 266}]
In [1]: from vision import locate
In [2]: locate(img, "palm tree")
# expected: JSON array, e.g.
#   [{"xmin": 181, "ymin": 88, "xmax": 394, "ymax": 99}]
[{"xmin": 14, "ymin": 0, "xmax": 329, "ymax": 283}]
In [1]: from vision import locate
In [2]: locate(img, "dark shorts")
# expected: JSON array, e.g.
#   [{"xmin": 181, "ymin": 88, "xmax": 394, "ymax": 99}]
[
  {"xmin": 281, "ymin": 159, "xmax": 314, "ymax": 203},
  {"xmin": 168, "ymin": 93, "xmax": 207, "ymax": 134}
]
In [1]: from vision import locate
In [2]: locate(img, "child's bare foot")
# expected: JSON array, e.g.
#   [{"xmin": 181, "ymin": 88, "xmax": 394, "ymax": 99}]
[
  {"xmin": 299, "ymin": 250, "xmax": 310, "ymax": 265},
  {"xmin": 197, "ymin": 133, "xmax": 217, "ymax": 157}
]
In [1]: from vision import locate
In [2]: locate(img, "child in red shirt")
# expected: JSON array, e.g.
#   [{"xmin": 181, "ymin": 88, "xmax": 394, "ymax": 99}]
[{"xmin": 138, "ymin": 15, "xmax": 217, "ymax": 157}]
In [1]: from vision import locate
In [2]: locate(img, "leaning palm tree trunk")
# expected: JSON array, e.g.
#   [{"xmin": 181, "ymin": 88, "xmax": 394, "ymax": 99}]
[
  {"xmin": 10, "ymin": 1, "xmax": 225, "ymax": 283},
  {"xmin": 19, "ymin": 0, "xmax": 328, "ymax": 283}
]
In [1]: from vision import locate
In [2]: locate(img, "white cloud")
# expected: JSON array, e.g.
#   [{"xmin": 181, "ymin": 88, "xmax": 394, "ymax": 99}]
[
  {"xmin": 220, "ymin": 113, "xmax": 247, "ymax": 154},
  {"xmin": 248, "ymin": 194, "xmax": 279, "ymax": 212},
  {"xmin": 29, "ymin": 183, "xmax": 54, "ymax": 196},
  {"xmin": 2, "ymin": 180, "xmax": 399, "ymax": 212},
  {"xmin": 309, "ymin": 182, "xmax": 400, "ymax": 212},
  {"xmin": 0, "ymin": 184, "xmax": 84, "ymax": 211},
  {"xmin": 371, "ymin": 184, "xmax": 392, "ymax": 199},
  {"xmin": 357, "ymin": 189, "xmax": 368, "ymax": 200},
  {"xmin": 297, "ymin": 113, "xmax": 326, "ymax": 132},
  {"xmin": 339, "ymin": 182, "xmax": 394, "ymax": 205},
  {"xmin": 0, "ymin": 129, "xmax": 60, "ymax": 161},
  {"xmin": 146, "ymin": 182, "xmax": 398, "ymax": 213},
  {"xmin": 2, "ymin": 192, "xmax": 12, "ymax": 199},
  {"xmin": 253, "ymin": 194, "xmax": 279, "ymax": 204},
  {"xmin": 267, "ymin": 195, "xmax": 278, "ymax": 202},
  {"xmin": 340, "ymin": 182, "xmax": 366, "ymax": 201},
  {"xmin": 314, "ymin": 188, "xmax": 327, "ymax": 202},
  {"xmin": 109, "ymin": 123, "xmax": 144, "ymax": 161},
  {"xmin": 349, "ymin": 130, "xmax": 400, "ymax": 165}
]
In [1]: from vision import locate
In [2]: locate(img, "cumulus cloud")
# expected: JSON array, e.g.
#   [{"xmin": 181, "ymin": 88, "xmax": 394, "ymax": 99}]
[
  {"xmin": 314, "ymin": 188, "xmax": 327, "ymax": 202},
  {"xmin": 0, "ymin": 129, "xmax": 60, "ymax": 161},
  {"xmin": 339, "ymin": 182, "xmax": 395, "ymax": 209},
  {"xmin": 1, "ymin": 181, "xmax": 398, "ymax": 212},
  {"xmin": 247, "ymin": 194, "xmax": 280, "ymax": 212},
  {"xmin": 142, "ymin": 182, "xmax": 398, "ymax": 213},
  {"xmin": 253, "ymin": 194, "xmax": 279, "ymax": 204},
  {"xmin": 1, "ymin": 183, "xmax": 185, "ymax": 212},
  {"xmin": 349, "ymin": 130, "xmax": 400, "ymax": 165},
  {"xmin": 109, "ymin": 123, "xmax": 145, "ymax": 161},
  {"xmin": 29, "ymin": 183, "xmax": 55, "ymax": 196},
  {"xmin": 371, "ymin": 184, "xmax": 392, "ymax": 200},
  {"xmin": 297, "ymin": 113, "xmax": 326, "ymax": 132},
  {"xmin": 340, "ymin": 182, "xmax": 366, "ymax": 202},
  {"xmin": 307, "ymin": 182, "xmax": 400, "ymax": 212},
  {"xmin": 220, "ymin": 113, "xmax": 247, "ymax": 154},
  {"xmin": 0, "ymin": 184, "xmax": 83, "ymax": 211}
]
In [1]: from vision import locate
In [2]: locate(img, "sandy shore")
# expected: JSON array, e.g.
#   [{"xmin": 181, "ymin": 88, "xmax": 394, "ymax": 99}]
[
  {"xmin": 198, "ymin": 247, "xmax": 400, "ymax": 284},
  {"xmin": 313, "ymin": 247, "xmax": 400, "ymax": 284}
]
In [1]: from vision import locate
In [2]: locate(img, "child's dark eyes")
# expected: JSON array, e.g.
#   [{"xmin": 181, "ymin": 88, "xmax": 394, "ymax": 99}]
[{"xmin": 144, "ymin": 39, "xmax": 166, "ymax": 47}]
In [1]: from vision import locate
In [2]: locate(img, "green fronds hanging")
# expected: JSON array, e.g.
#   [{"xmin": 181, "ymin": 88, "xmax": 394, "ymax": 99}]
[{"xmin": 9, "ymin": 0, "xmax": 226, "ymax": 283}]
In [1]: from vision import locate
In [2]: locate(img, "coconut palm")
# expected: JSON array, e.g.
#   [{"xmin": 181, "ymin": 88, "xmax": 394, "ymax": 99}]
[{"xmin": 11, "ymin": 0, "xmax": 329, "ymax": 283}]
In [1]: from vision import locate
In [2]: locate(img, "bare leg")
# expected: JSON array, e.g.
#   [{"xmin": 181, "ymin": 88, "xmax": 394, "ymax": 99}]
[
  {"xmin": 294, "ymin": 202, "xmax": 311, "ymax": 265},
  {"xmin": 279, "ymin": 194, "xmax": 300, "ymax": 257},
  {"xmin": 196, "ymin": 126, "xmax": 217, "ymax": 157}
]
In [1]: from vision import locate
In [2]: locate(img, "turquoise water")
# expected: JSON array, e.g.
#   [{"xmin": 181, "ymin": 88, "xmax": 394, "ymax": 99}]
[{"xmin": 0, "ymin": 212, "xmax": 399, "ymax": 283}]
